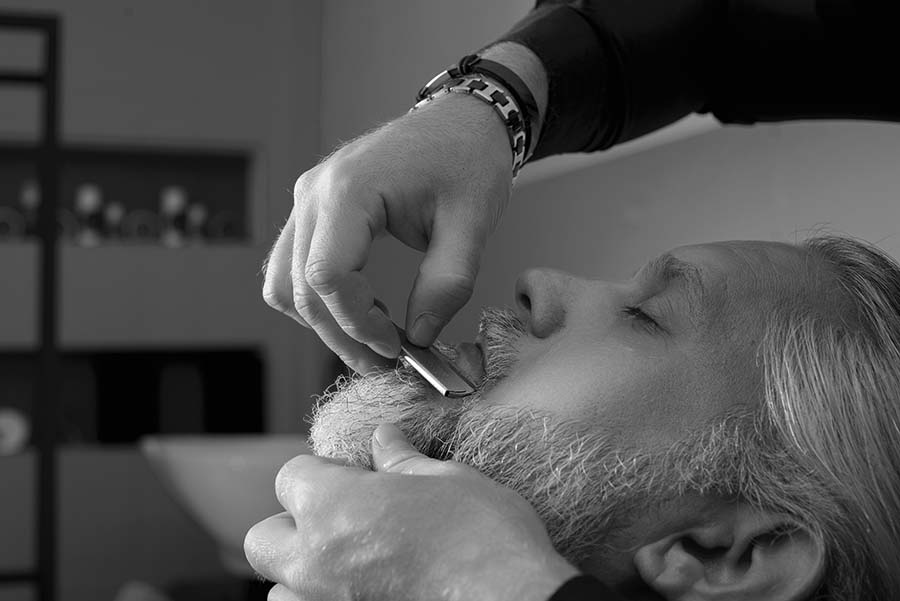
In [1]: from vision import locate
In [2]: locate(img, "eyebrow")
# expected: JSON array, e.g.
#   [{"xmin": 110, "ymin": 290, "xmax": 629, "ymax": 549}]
[{"xmin": 639, "ymin": 253, "xmax": 709, "ymax": 327}]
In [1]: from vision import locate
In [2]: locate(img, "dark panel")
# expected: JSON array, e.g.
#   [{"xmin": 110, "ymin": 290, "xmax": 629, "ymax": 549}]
[{"xmin": 0, "ymin": 348, "xmax": 265, "ymax": 445}]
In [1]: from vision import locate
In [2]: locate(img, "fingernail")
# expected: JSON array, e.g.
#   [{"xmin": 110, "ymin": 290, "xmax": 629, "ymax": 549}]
[
  {"xmin": 373, "ymin": 423, "xmax": 400, "ymax": 449},
  {"xmin": 372, "ymin": 341, "xmax": 398, "ymax": 358},
  {"xmin": 409, "ymin": 313, "xmax": 442, "ymax": 346}
]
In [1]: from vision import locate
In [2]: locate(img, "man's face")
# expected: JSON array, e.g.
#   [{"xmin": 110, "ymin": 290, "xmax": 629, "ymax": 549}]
[
  {"xmin": 478, "ymin": 239, "xmax": 825, "ymax": 450},
  {"xmin": 308, "ymin": 240, "xmax": 829, "ymax": 568}
]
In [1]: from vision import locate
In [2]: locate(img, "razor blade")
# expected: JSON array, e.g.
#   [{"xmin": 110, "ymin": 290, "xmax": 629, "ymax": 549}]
[{"xmin": 394, "ymin": 323, "xmax": 476, "ymax": 398}]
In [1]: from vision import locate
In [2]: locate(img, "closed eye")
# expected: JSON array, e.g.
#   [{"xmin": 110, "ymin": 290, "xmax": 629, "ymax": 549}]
[{"xmin": 623, "ymin": 305, "xmax": 661, "ymax": 333}]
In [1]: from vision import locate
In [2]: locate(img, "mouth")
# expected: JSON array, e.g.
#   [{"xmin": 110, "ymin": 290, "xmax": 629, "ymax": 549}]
[{"xmin": 452, "ymin": 340, "xmax": 486, "ymax": 387}]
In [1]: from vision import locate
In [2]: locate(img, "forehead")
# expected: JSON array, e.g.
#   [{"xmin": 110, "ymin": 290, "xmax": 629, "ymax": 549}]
[{"xmin": 668, "ymin": 240, "xmax": 832, "ymax": 328}]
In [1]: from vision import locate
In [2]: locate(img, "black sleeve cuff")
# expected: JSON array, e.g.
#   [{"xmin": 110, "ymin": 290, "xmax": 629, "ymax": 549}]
[
  {"xmin": 493, "ymin": 2, "xmax": 621, "ymax": 159},
  {"xmin": 492, "ymin": 0, "xmax": 723, "ymax": 159},
  {"xmin": 548, "ymin": 574, "xmax": 628, "ymax": 601}
]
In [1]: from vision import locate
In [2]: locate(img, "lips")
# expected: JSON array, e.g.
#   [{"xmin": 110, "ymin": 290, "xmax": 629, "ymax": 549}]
[{"xmin": 452, "ymin": 341, "xmax": 485, "ymax": 386}]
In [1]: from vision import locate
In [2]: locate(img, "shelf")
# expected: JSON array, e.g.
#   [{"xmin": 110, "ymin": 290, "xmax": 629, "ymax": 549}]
[
  {"xmin": 0, "ymin": 69, "xmax": 43, "ymax": 85},
  {"xmin": 0, "ymin": 244, "xmax": 274, "ymax": 347},
  {"xmin": 0, "ymin": 141, "xmax": 252, "ymax": 244},
  {"xmin": 0, "ymin": 570, "xmax": 35, "ymax": 583}
]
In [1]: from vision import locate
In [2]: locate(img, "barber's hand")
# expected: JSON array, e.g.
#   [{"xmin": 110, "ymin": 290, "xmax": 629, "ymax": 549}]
[
  {"xmin": 262, "ymin": 95, "xmax": 513, "ymax": 374},
  {"xmin": 244, "ymin": 423, "xmax": 579, "ymax": 601}
]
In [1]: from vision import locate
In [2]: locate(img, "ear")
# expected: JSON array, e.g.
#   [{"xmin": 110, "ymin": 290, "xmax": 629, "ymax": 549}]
[{"xmin": 633, "ymin": 503, "xmax": 825, "ymax": 601}]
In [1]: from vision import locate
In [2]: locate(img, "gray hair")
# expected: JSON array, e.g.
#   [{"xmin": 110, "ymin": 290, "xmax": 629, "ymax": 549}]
[{"xmin": 757, "ymin": 234, "xmax": 900, "ymax": 599}]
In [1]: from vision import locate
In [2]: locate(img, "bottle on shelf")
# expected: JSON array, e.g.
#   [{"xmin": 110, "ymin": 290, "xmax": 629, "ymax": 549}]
[
  {"xmin": 19, "ymin": 178, "xmax": 40, "ymax": 237},
  {"xmin": 160, "ymin": 186, "xmax": 188, "ymax": 248},
  {"xmin": 186, "ymin": 202, "xmax": 208, "ymax": 244},
  {"xmin": 0, "ymin": 408, "xmax": 30, "ymax": 456},
  {"xmin": 74, "ymin": 183, "xmax": 104, "ymax": 247},
  {"xmin": 103, "ymin": 201, "xmax": 126, "ymax": 240}
]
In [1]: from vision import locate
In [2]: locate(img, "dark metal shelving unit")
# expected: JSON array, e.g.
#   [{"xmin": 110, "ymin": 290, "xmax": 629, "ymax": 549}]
[{"xmin": 0, "ymin": 12, "xmax": 61, "ymax": 601}]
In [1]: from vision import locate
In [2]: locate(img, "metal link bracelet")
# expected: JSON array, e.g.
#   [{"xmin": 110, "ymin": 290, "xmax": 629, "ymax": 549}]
[{"xmin": 410, "ymin": 73, "xmax": 528, "ymax": 182}]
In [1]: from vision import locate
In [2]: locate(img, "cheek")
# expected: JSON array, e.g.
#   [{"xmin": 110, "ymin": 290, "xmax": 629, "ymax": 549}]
[{"xmin": 481, "ymin": 337, "xmax": 693, "ymax": 449}]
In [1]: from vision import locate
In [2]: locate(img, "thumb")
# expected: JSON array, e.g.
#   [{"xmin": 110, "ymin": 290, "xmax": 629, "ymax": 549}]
[
  {"xmin": 372, "ymin": 423, "xmax": 447, "ymax": 475},
  {"xmin": 405, "ymin": 218, "xmax": 485, "ymax": 346}
]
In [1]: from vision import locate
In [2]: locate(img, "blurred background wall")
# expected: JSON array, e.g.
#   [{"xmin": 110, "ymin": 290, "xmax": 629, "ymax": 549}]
[{"xmin": 1, "ymin": 1, "xmax": 899, "ymax": 600}]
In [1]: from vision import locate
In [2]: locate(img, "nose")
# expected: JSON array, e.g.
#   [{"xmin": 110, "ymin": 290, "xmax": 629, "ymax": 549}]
[{"xmin": 514, "ymin": 268, "xmax": 578, "ymax": 338}]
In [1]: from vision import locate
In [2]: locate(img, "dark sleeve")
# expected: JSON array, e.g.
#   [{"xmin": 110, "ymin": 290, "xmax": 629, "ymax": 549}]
[
  {"xmin": 546, "ymin": 574, "xmax": 629, "ymax": 600},
  {"xmin": 495, "ymin": 0, "xmax": 900, "ymax": 159}
]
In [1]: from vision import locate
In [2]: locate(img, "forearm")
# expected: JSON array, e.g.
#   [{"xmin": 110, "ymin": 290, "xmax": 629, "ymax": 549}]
[
  {"xmin": 489, "ymin": 0, "xmax": 718, "ymax": 157},
  {"xmin": 487, "ymin": 2, "xmax": 616, "ymax": 159},
  {"xmin": 485, "ymin": 0, "xmax": 900, "ymax": 160}
]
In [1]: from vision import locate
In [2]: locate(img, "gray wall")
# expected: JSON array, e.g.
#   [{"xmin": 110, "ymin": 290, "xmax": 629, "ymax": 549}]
[{"xmin": 319, "ymin": 0, "xmax": 532, "ymax": 150}]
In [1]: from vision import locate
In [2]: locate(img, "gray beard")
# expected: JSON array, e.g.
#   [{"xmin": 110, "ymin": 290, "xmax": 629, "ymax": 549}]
[{"xmin": 308, "ymin": 308, "xmax": 681, "ymax": 566}]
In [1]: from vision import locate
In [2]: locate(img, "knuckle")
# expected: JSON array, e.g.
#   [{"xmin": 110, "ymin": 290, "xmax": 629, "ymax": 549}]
[
  {"xmin": 439, "ymin": 273, "xmax": 476, "ymax": 305},
  {"xmin": 335, "ymin": 319, "xmax": 366, "ymax": 342},
  {"xmin": 275, "ymin": 455, "xmax": 318, "ymax": 506},
  {"xmin": 292, "ymin": 289, "xmax": 324, "ymax": 324},
  {"xmin": 304, "ymin": 258, "xmax": 341, "ymax": 294},
  {"xmin": 274, "ymin": 465, "xmax": 292, "ymax": 506},
  {"xmin": 274, "ymin": 460, "xmax": 299, "ymax": 503},
  {"xmin": 262, "ymin": 283, "xmax": 292, "ymax": 313},
  {"xmin": 315, "ymin": 162, "xmax": 379, "ymax": 217},
  {"xmin": 316, "ymin": 161, "xmax": 357, "ymax": 199},
  {"xmin": 243, "ymin": 521, "xmax": 266, "ymax": 566},
  {"xmin": 293, "ymin": 171, "xmax": 316, "ymax": 205}
]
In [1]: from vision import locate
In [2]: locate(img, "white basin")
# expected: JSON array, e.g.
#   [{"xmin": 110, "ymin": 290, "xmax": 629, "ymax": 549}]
[{"xmin": 140, "ymin": 434, "xmax": 310, "ymax": 576}]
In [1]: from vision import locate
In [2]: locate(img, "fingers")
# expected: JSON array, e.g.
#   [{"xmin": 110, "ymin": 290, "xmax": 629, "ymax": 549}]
[
  {"xmin": 274, "ymin": 454, "xmax": 358, "ymax": 515},
  {"xmin": 290, "ymin": 199, "xmax": 394, "ymax": 374},
  {"xmin": 305, "ymin": 203, "xmax": 400, "ymax": 354},
  {"xmin": 264, "ymin": 179, "xmax": 398, "ymax": 374},
  {"xmin": 262, "ymin": 212, "xmax": 309, "ymax": 328},
  {"xmin": 405, "ymin": 215, "xmax": 485, "ymax": 346},
  {"xmin": 371, "ymin": 423, "xmax": 458, "ymax": 476},
  {"xmin": 250, "ymin": 456, "xmax": 358, "ymax": 599},
  {"xmin": 266, "ymin": 128, "xmax": 501, "ymax": 370},
  {"xmin": 244, "ymin": 512, "xmax": 296, "ymax": 584}
]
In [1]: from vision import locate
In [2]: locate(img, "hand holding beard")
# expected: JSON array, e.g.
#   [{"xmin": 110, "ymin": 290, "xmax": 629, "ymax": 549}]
[
  {"xmin": 244, "ymin": 307, "xmax": 702, "ymax": 600},
  {"xmin": 243, "ymin": 422, "xmax": 578, "ymax": 601}
]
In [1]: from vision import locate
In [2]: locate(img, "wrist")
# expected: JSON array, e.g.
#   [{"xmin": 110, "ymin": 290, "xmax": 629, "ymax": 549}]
[
  {"xmin": 479, "ymin": 42, "xmax": 548, "ymax": 144},
  {"xmin": 405, "ymin": 92, "xmax": 512, "ymax": 174},
  {"xmin": 410, "ymin": 44, "xmax": 546, "ymax": 181}
]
